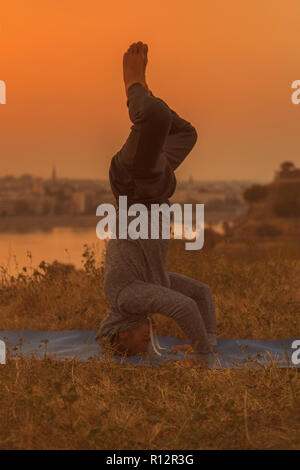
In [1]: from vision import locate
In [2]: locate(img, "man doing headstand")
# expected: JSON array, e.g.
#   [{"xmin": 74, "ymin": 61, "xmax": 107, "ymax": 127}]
[{"xmin": 97, "ymin": 42, "xmax": 217, "ymax": 367}]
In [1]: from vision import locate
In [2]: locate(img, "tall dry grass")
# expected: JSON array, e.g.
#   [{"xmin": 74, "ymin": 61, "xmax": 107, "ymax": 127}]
[{"xmin": 0, "ymin": 239, "xmax": 299, "ymax": 449}]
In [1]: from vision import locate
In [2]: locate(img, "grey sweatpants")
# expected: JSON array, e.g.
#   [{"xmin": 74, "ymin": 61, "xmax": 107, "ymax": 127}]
[{"xmin": 117, "ymin": 272, "xmax": 217, "ymax": 354}]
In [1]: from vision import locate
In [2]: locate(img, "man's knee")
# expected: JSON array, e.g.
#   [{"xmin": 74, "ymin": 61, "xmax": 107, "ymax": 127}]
[
  {"xmin": 180, "ymin": 296, "xmax": 198, "ymax": 314},
  {"xmin": 143, "ymin": 96, "xmax": 172, "ymax": 127},
  {"xmin": 195, "ymin": 282, "xmax": 212, "ymax": 299}
]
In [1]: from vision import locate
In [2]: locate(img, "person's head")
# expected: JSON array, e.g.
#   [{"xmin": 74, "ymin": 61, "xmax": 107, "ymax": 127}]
[{"xmin": 110, "ymin": 319, "xmax": 157, "ymax": 356}]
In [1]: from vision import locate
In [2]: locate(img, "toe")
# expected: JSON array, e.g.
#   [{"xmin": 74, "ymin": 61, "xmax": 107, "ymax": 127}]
[
  {"xmin": 136, "ymin": 41, "xmax": 143, "ymax": 53},
  {"xmin": 128, "ymin": 43, "xmax": 136, "ymax": 53}
]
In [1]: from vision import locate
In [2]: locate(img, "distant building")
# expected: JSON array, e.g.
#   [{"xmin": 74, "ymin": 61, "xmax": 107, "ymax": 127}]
[
  {"xmin": 71, "ymin": 191, "xmax": 86, "ymax": 214},
  {"xmin": 32, "ymin": 177, "xmax": 45, "ymax": 196},
  {"xmin": 0, "ymin": 196, "xmax": 16, "ymax": 216}
]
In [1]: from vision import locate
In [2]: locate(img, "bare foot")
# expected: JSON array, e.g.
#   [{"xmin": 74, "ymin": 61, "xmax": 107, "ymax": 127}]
[{"xmin": 123, "ymin": 41, "xmax": 149, "ymax": 97}]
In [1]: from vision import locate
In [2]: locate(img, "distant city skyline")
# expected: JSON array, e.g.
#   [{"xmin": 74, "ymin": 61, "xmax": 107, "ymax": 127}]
[{"xmin": 0, "ymin": 167, "xmax": 264, "ymax": 184}]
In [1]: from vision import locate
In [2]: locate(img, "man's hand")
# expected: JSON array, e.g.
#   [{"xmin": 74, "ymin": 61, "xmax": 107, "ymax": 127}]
[
  {"xmin": 172, "ymin": 343, "xmax": 213, "ymax": 368},
  {"xmin": 172, "ymin": 344, "xmax": 193, "ymax": 353},
  {"xmin": 172, "ymin": 344, "xmax": 196, "ymax": 368}
]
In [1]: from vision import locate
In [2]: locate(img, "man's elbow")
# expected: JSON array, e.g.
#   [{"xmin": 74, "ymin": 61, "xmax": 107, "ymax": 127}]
[
  {"xmin": 191, "ymin": 126, "xmax": 198, "ymax": 143},
  {"xmin": 187, "ymin": 125, "xmax": 198, "ymax": 151}
]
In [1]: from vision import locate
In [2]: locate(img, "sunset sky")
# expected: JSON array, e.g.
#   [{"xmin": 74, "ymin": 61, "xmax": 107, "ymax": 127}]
[{"xmin": 1, "ymin": 0, "xmax": 300, "ymax": 182}]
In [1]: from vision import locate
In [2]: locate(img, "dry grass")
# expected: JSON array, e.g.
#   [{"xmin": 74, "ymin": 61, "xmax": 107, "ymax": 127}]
[{"xmin": 0, "ymin": 239, "xmax": 299, "ymax": 449}]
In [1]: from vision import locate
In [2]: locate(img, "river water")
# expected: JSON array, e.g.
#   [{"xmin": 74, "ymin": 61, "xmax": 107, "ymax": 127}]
[{"xmin": 0, "ymin": 221, "xmax": 226, "ymax": 276}]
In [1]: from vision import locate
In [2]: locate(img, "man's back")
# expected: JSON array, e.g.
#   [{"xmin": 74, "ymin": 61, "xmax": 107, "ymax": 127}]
[{"xmin": 103, "ymin": 210, "xmax": 171, "ymax": 313}]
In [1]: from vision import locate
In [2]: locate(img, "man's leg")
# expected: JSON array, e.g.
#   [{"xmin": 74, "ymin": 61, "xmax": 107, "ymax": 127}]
[
  {"xmin": 113, "ymin": 42, "xmax": 175, "ymax": 202},
  {"xmin": 168, "ymin": 272, "xmax": 217, "ymax": 346},
  {"xmin": 121, "ymin": 40, "xmax": 172, "ymax": 172},
  {"xmin": 117, "ymin": 279, "xmax": 211, "ymax": 356},
  {"xmin": 117, "ymin": 82, "xmax": 173, "ymax": 175}
]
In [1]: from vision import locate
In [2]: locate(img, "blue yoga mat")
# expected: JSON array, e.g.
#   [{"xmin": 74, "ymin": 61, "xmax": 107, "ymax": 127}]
[{"xmin": 0, "ymin": 330, "xmax": 299, "ymax": 369}]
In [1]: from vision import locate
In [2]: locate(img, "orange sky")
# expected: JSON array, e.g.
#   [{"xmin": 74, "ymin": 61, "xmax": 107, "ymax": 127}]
[{"xmin": 1, "ymin": 0, "xmax": 300, "ymax": 181}]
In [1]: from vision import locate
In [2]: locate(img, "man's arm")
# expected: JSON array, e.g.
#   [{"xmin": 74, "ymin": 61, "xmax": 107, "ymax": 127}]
[{"xmin": 149, "ymin": 91, "xmax": 198, "ymax": 171}]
